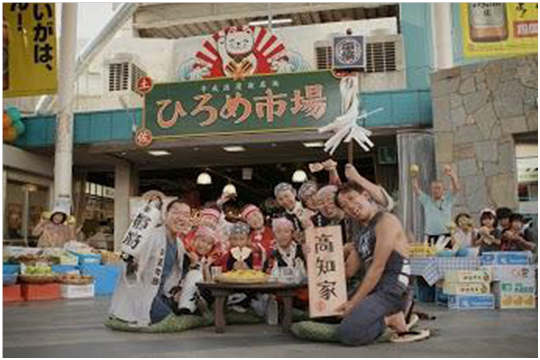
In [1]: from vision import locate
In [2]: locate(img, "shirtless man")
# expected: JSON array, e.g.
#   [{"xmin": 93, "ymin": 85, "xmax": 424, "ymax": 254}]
[{"xmin": 334, "ymin": 181, "xmax": 411, "ymax": 346}]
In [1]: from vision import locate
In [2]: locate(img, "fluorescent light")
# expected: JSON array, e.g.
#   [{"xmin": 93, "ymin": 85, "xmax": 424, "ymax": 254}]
[
  {"xmin": 223, "ymin": 146, "xmax": 245, "ymax": 152},
  {"xmin": 292, "ymin": 170, "xmax": 308, "ymax": 183},
  {"xmin": 197, "ymin": 172, "xmax": 212, "ymax": 185},
  {"xmin": 148, "ymin": 150, "xmax": 171, "ymax": 156},
  {"xmin": 303, "ymin": 142, "xmax": 325, "ymax": 148},
  {"xmin": 249, "ymin": 18, "xmax": 293, "ymax": 26}
]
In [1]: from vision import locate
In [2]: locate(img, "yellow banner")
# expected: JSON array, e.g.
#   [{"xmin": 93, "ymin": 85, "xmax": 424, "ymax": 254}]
[
  {"xmin": 3, "ymin": 3, "xmax": 58, "ymax": 98},
  {"xmin": 461, "ymin": 3, "xmax": 538, "ymax": 58}
]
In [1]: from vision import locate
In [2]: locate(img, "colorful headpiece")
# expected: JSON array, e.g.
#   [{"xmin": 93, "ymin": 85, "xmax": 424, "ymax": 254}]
[
  {"xmin": 272, "ymin": 217, "xmax": 294, "ymax": 231},
  {"xmin": 241, "ymin": 204, "xmax": 261, "ymax": 221}
]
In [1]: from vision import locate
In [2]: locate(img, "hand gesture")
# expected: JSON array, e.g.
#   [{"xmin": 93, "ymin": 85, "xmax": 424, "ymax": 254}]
[
  {"xmin": 336, "ymin": 300, "xmax": 356, "ymax": 318},
  {"xmin": 444, "ymin": 164, "xmax": 453, "ymax": 177},
  {"xmin": 344, "ymin": 163, "xmax": 360, "ymax": 182},
  {"xmin": 322, "ymin": 159, "xmax": 338, "ymax": 172}
]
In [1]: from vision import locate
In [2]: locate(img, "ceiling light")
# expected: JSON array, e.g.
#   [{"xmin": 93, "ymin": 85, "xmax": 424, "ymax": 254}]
[
  {"xmin": 223, "ymin": 146, "xmax": 245, "ymax": 152},
  {"xmin": 148, "ymin": 150, "xmax": 171, "ymax": 157},
  {"xmin": 197, "ymin": 172, "xmax": 212, "ymax": 185},
  {"xmin": 292, "ymin": 170, "xmax": 308, "ymax": 183},
  {"xmin": 223, "ymin": 184, "xmax": 237, "ymax": 195},
  {"xmin": 304, "ymin": 141, "xmax": 324, "ymax": 149},
  {"xmin": 242, "ymin": 168, "xmax": 253, "ymax": 180}
]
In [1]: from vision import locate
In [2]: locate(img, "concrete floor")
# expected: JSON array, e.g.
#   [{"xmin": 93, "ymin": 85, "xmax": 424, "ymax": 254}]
[{"xmin": 3, "ymin": 297, "xmax": 538, "ymax": 358}]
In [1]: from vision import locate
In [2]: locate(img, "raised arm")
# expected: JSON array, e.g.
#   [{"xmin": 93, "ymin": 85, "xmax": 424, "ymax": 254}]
[
  {"xmin": 322, "ymin": 159, "xmax": 342, "ymax": 186},
  {"xmin": 344, "ymin": 164, "xmax": 390, "ymax": 208},
  {"xmin": 444, "ymin": 165, "xmax": 460, "ymax": 195},
  {"xmin": 411, "ymin": 174, "xmax": 422, "ymax": 196}
]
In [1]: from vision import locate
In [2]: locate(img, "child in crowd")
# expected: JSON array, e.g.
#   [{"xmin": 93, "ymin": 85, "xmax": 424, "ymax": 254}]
[
  {"xmin": 178, "ymin": 226, "xmax": 221, "ymax": 314},
  {"xmin": 501, "ymin": 214, "xmax": 536, "ymax": 252},
  {"xmin": 242, "ymin": 204, "xmax": 275, "ymax": 253},
  {"xmin": 474, "ymin": 209, "xmax": 501, "ymax": 254},
  {"xmin": 222, "ymin": 222, "xmax": 268, "ymax": 271},
  {"xmin": 496, "ymin": 207, "xmax": 513, "ymax": 232},
  {"xmin": 451, "ymin": 213, "xmax": 477, "ymax": 255}
]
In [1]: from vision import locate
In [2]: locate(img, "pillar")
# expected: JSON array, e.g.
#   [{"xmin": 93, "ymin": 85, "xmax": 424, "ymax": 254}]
[
  {"xmin": 432, "ymin": 3, "xmax": 454, "ymax": 70},
  {"xmin": 114, "ymin": 161, "xmax": 138, "ymax": 251}
]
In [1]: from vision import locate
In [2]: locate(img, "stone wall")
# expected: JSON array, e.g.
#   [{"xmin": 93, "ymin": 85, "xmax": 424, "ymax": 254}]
[{"xmin": 431, "ymin": 54, "xmax": 538, "ymax": 219}]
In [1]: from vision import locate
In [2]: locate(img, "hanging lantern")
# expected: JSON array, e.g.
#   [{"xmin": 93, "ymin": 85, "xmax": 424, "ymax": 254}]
[
  {"xmin": 223, "ymin": 183, "xmax": 237, "ymax": 195},
  {"xmin": 292, "ymin": 170, "xmax": 308, "ymax": 183},
  {"xmin": 197, "ymin": 172, "xmax": 212, "ymax": 185}
]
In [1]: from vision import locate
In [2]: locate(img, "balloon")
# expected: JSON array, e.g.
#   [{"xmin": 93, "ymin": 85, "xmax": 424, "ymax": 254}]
[
  {"xmin": 3, "ymin": 127, "xmax": 17, "ymax": 142},
  {"xmin": 12, "ymin": 120, "xmax": 25, "ymax": 137},
  {"xmin": 3, "ymin": 112, "xmax": 11, "ymax": 129},
  {"xmin": 6, "ymin": 107, "xmax": 21, "ymax": 123}
]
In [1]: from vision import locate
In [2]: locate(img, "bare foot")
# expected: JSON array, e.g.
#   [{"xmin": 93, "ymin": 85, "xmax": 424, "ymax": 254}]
[{"xmin": 384, "ymin": 311, "xmax": 408, "ymax": 333}]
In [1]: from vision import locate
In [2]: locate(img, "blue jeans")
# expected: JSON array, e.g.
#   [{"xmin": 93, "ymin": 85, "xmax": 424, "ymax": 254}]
[{"xmin": 337, "ymin": 280, "xmax": 406, "ymax": 346}]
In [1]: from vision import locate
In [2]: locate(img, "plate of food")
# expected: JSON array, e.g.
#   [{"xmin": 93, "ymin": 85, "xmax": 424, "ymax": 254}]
[
  {"xmin": 214, "ymin": 269, "xmax": 269, "ymax": 284},
  {"xmin": 57, "ymin": 274, "xmax": 94, "ymax": 285}
]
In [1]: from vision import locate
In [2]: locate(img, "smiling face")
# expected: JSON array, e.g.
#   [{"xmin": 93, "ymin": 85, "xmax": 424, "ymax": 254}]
[
  {"xmin": 246, "ymin": 211, "xmax": 264, "ymax": 230},
  {"xmin": 302, "ymin": 190, "xmax": 318, "ymax": 211},
  {"xmin": 317, "ymin": 192, "xmax": 341, "ymax": 220},
  {"xmin": 337, "ymin": 188, "xmax": 376, "ymax": 223},
  {"xmin": 225, "ymin": 27, "xmax": 254, "ymax": 56},
  {"xmin": 276, "ymin": 190, "xmax": 297, "ymax": 211},
  {"xmin": 200, "ymin": 215, "xmax": 219, "ymax": 229},
  {"xmin": 229, "ymin": 233, "xmax": 250, "ymax": 248},
  {"xmin": 165, "ymin": 202, "xmax": 192, "ymax": 234},
  {"xmin": 481, "ymin": 214, "xmax": 495, "ymax": 228},
  {"xmin": 274, "ymin": 226, "xmax": 294, "ymax": 249},
  {"xmin": 51, "ymin": 213, "xmax": 66, "ymax": 225},
  {"xmin": 193, "ymin": 234, "xmax": 214, "ymax": 256},
  {"xmin": 431, "ymin": 181, "xmax": 444, "ymax": 201}
]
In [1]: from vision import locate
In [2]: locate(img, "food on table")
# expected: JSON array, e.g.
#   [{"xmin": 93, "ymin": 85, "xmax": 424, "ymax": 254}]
[{"xmin": 214, "ymin": 269, "xmax": 269, "ymax": 284}]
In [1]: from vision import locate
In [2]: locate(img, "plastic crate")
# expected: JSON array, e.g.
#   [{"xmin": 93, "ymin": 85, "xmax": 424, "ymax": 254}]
[
  {"xmin": 3, "ymin": 264, "xmax": 20, "ymax": 275},
  {"xmin": 79, "ymin": 264, "xmax": 121, "ymax": 296},
  {"xmin": 3, "ymin": 274, "xmax": 18, "ymax": 286},
  {"xmin": 3, "ymin": 285, "xmax": 23, "ymax": 303},
  {"xmin": 448, "ymin": 294, "xmax": 495, "ymax": 310},
  {"xmin": 435, "ymin": 285, "xmax": 448, "ymax": 306},
  {"xmin": 21, "ymin": 283, "xmax": 61, "ymax": 301},
  {"xmin": 70, "ymin": 252, "xmax": 102, "ymax": 265},
  {"xmin": 51, "ymin": 265, "xmax": 80, "ymax": 275}
]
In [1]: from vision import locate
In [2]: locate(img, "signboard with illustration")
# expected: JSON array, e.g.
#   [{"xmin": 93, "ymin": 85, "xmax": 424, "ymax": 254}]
[
  {"xmin": 461, "ymin": 3, "xmax": 538, "ymax": 58},
  {"xmin": 178, "ymin": 25, "xmax": 310, "ymax": 81},
  {"xmin": 3, "ymin": 3, "xmax": 57, "ymax": 98}
]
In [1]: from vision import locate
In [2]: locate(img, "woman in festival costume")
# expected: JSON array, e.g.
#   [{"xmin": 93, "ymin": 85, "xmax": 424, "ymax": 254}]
[
  {"xmin": 108, "ymin": 199, "xmax": 190, "ymax": 327},
  {"xmin": 267, "ymin": 218, "xmax": 307, "ymax": 283},
  {"xmin": 183, "ymin": 205, "xmax": 225, "ymax": 250},
  {"xmin": 242, "ymin": 204, "xmax": 275, "ymax": 253},
  {"xmin": 274, "ymin": 182, "xmax": 308, "ymax": 239},
  {"xmin": 298, "ymin": 180, "xmax": 319, "ymax": 215}
]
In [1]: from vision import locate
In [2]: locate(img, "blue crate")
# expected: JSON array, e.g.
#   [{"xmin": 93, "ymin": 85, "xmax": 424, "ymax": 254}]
[
  {"xmin": 79, "ymin": 264, "xmax": 121, "ymax": 296},
  {"xmin": 435, "ymin": 286, "xmax": 448, "ymax": 306},
  {"xmin": 68, "ymin": 252, "xmax": 102, "ymax": 265},
  {"xmin": 3, "ymin": 274, "xmax": 18, "ymax": 286},
  {"xmin": 51, "ymin": 265, "xmax": 80, "ymax": 275},
  {"xmin": 3, "ymin": 265, "xmax": 20, "ymax": 275},
  {"xmin": 448, "ymin": 294, "xmax": 495, "ymax": 310},
  {"xmin": 481, "ymin": 252, "xmax": 532, "ymax": 266}
]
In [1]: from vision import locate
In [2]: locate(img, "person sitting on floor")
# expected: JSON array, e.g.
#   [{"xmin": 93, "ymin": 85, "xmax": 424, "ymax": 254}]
[{"xmin": 501, "ymin": 213, "xmax": 536, "ymax": 252}]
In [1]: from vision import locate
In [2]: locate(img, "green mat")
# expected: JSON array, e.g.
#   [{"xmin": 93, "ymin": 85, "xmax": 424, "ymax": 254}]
[
  {"xmin": 104, "ymin": 312, "xmax": 213, "ymax": 333},
  {"xmin": 290, "ymin": 321, "xmax": 396, "ymax": 344},
  {"xmin": 104, "ymin": 308, "xmax": 266, "ymax": 333}
]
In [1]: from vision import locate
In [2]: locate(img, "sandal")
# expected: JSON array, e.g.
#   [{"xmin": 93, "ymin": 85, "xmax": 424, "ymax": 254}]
[{"xmin": 390, "ymin": 329, "xmax": 431, "ymax": 343}]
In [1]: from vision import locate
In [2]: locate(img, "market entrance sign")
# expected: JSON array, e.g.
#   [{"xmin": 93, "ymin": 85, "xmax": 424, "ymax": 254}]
[{"xmin": 141, "ymin": 70, "xmax": 342, "ymax": 142}]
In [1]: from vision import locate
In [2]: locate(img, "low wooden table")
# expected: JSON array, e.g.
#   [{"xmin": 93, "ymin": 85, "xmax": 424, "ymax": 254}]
[{"xmin": 197, "ymin": 282, "xmax": 306, "ymax": 334}]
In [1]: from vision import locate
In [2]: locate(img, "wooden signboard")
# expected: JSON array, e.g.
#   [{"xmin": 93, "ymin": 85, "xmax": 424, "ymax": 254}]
[{"xmin": 305, "ymin": 225, "xmax": 347, "ymax": 318}]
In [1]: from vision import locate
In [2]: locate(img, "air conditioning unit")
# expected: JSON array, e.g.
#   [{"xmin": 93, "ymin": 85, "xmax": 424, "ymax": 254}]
[
  {"xmin": 103, "ymin": 53, "xmax": 148, "ymax": 95},
  {"xmin": 314, "ymin": 34, "xmax": 405, "ymax": 91}
]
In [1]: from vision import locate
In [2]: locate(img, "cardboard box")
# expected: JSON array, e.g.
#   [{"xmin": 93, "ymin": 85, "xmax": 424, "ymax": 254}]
[
  {"xmin": 443, "ymin": 282, "xmax": 490, "ymax": 295},
  {"xmin": 483, "ymin": 265, "xmax": 536, "ymax": 284},
  {"xmin": 493, "ymin": 281, "xmax": 536, "ymax": 295},
  {"xmin": 21, "ymin": 283, "xmax": 61, "ymax": 301},
  {"xmin": 445, "ymin": 269, "xmax": 492, "ymax": 284},
  {"xmin": 495, "ymin": 293, "xmax": 536, "ymax": 309},
  {"xmin": 481, "ymin": 251, "xmax": 532, "ymax": 266},
  {"xmin": 447, "ymin": 294, "xmax": 495, "ymax": 310},
  {"xmin": 60, "ymin": 284, "xmax": 95, "ymax": 299}
]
